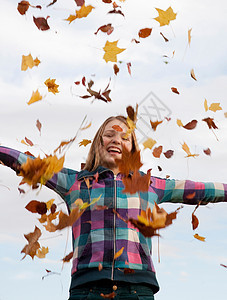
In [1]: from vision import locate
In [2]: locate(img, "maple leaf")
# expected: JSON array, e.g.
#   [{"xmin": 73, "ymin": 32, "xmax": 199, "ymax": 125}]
[
  {"xmin": 21, "ymin": 226, "xmax": 41, "ymax": 259},
  {"xmin": 181, "ymin": 142, "xmax": 199, "ymax": 158},
  {"xmin": 115, "ymin": 146, "xmax": 142, "ymax": 175},
  {"xmin": 19, "ymin": 155, "xmax": 64, "ymax": 187},
  {"xmin": 138, "ymin": 28, "xmax": 152, "ymax": 38},
  {"xmin": 122, "ymin": 169, "xmax": 151, "ymax": 194},
  {"xmin": 27, "ymin": 89, "xmax": 42, "ymax": 105},
  {"xmin": 79, "ymin": 139, "xmax": 92, "ymax": 147},
  {"xmin": 103, "ymin": 40, "xmax": 126, "ymax": 63},
  {"xmin": 154, "ymin": 6, "xmax": 177, "ymax": 27},
  {"xmin": 36, "ymin": 246, "xmax": 49, "ymax": 258},
  {"xmin": 150, "ymin": 120, "xmax": 163, "ymax": 131},
  {"xmin": 65, "ymin": 4, "xmax": 94, "ymax": 23},
  {"xmin": 21, "ymin": 54, "xmax": 40, "ymax": 71},
  {"xmin": 44, "ymin": 78, "xmax": 59, "ymax": 94},
  {"xmin": 33, "ymin": 16, "xmax": 50, "ymax": 31},
  {"xmin": 209, "ymin": 103, "xmax": 222, "ymax": 112},
  {"xmin": 143, "ymin": 137, "xmax": 157, "ymax": 150}
]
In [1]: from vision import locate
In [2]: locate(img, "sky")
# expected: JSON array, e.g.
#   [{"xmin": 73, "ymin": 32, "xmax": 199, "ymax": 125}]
[{"xmin": 0, "ymin": 0, "xmax": 227, "ymax": 299}]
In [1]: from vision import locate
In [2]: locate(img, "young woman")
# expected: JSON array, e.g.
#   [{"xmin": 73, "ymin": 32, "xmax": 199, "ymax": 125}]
[{"xmin": 0, "ymin": 115, "xmax": 227, "ymax": 299}]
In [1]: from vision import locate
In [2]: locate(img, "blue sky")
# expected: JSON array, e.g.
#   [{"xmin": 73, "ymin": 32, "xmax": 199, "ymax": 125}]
[{"xmin": 0, "ymin": 0, "xmax": 227, "ymax": 299}]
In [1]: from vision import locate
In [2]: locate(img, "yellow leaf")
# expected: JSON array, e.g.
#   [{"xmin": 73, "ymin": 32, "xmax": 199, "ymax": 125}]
[
  {"xmin": 188, "ymin": 28, "xmax": 192, "ymax": 46},
  {"xmin": 65, "ymin": 4, "xmax": 94, "ymax": 23},
  {"xmin": 81, "ymin": 122, "xmax": 92, "ymax": 130},
  {"xmin": 21, "ymin": 54, "xmax": 34, "ymax": 71},
  {"xmin": 27, "ymin": 89, "xmax": 42, "ymax": 105},
  {"xmin": 224, "ymin": 112, "xmax": 227, "ymax": 118},
  {"xmin": 114, "ymin": 247, "xmax": 124, "ymax": 260},
  {"xmin": 46, "ymin": 198, "xmax": 55, "ymax": 210},
  {"xmin": 36, "ymin": 246, "xmax": 49, "ymax": 258},
  {"xmin": 143, "ymin": 138, "xmax": 157, "ymax": 150},
  {"xmin": 209, "ymin": 103, "xmax": 222, "ymax": 112},
  {"xmin": 34, "ymin": 57, "xmax": 41, "ymax": 66},
  {"xmin": 194, "ymin": 233, "xmax": 205, "ymax": 242},
  {"xmin": 21, "ymin": 139, "xmax": 29, "ymax": 146},
  {"xmin": 154, "ymin": 6, "xmax": 177, "ymax": 27},
  {"xmin": 44, "ymin": 78, "xmax": 59, "ymax": 94},
  {"xmin": 181, "ymin": 142, "xmax": 199, "ymax": 158},
  {"xmin": 79, "ymin": 139, "xmax": 92, "ymax": 147},
  {"xmin": 65, "ymin": 14, "xmax": 77, "ymax": 24},
  {"xmin": 204, "ymin": 99, "xmax": 208, "ymax": 112},
  {"xmin": 177, "ymin": 119, "xmax": 183, "ymax": 127},
  {"xmin": 103, "ymin": 40, "xmax": 126, "ymax": 63}
]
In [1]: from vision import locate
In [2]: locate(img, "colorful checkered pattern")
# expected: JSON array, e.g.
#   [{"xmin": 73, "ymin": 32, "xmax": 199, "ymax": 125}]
[{"xmin": 1, "ymin": 146, "xmax": 227, "ymax": 292}]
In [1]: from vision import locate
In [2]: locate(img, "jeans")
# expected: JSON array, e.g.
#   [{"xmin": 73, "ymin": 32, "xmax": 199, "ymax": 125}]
[{"xmin": 69, "ymin": 281, "xmax": 155, "ymax": 299}]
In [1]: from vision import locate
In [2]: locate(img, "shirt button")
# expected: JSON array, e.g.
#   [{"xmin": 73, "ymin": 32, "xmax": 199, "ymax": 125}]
[{"xmin": 113, "ymin": 285, "xmax": 117, "ymax": 291}]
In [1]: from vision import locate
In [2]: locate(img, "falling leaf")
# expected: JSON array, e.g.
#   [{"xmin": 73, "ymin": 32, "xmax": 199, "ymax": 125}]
[
  {"xmin": 108, "ymin": 8, "xmax": 124, "ymax": 17},
  {"xmin": 163, "ymin": 150, "xmax": 174, "ymax": 159},
  {"xmin": 47, "ymin": 0, "xmax": 57, "ymax": 7},
  {"xmin": 65, "ymin": 4, "xmax": 94, "ymax": 23},
  {"xmin": 94, "ymin": 24, "xmax": 114, "ymax": 35},
  {"xmin": 138, "ymin": 28, "xmax": 152, "ymax": 38},
  {"xmin": 220, "ymin": 264, "xmax": 227, "ymax": 268},
  {"xmin": 114, "ymin": 247, "xmax": 124, "ymax": 260},
  {"xmin": 36, "ymin": 119, "xmax": 42, "ymax": 134},
  {"xmin": 183, "ymin": 120, "xmax": 197, "ymax": 130},
  {"xmin": 209, "ymin": 103, "xmax": 222, "ymax": 112},
  {"xmin": 112, "ymin": 125, "xmax": 123, "ymax": 132},
  {"xmin": 203, "ymin": 148, "xmax": 211, "ymax": 156},
  {"xmin": 154, "ymin": 6, "xmax": 177, "ymax": 27},
  {"xmin": 21, "ymin": 226, "xmax": 42, "ymax": 259},
  {"xmin": 74, "ymin": 0, "xmax": 85, "ymax": 6},
  {"xmin": 224, "ymin": 112, "xmax": 227, "ymax": 118},
  {"xmin": 143, "ymin": 137, "xmax": 157, "ymax": 150},
  {"xmin": 204, "ymin": 99, "xmax": 208, "ymax": 112},
  {"xmin": 33, "ymin": 16, "xmax": 50, "ymax": 31},
  {"xmin": 103, "ymin": 40, "xmax": 126, "ymax": 63},
  {"xmin": 192, "ymin": 214, "xmax": 199, "ymax": 230},
  {"xmin": 131, "ymin": 38, "xmax": 140, "ymax": 44},
  {"xmin": 62, "ymin": 251, "xmax": 74, "ymax": 262},
  {"xmin": 21, "ymin": 54, "xmax": 40, "ymax": 71},
  {"xmin": 177, "ymin": 119, "xmax": 183, "ymax": 127},
  {"xmin": 81, "ymin": 121, "xmax": 92, "ymax": 130},
  {"xmin": 17, "ymin": 1, "xmax": 30, "ymax": 15},
  {"xmin": 188, "ymin": 28, "xmax": 192, "ymax": 46},
  {"xmin": 152, "ymin": 146, "xmax": 163, "ymax": 158},
  {"xmin": 79, "ymin": 139, "xmax": 92, "ymax": 147},
  {"xmin": 190, "ymin": 69, "xmax": 197, "ymax": 80},
  {"xmin": 36, "ymin": 246, "xmax": 49, "ymax": 258},
  {"xmin": 194, "ymin": 233, "xmax": 205, "ymax": 242},
  {"xmin": 126, "ymin": 105, "xmax": 138, "ymax": 122},
  {"xmin": 25, "ymin": 200, "xmax": 41, "ymax": 213},
  {"xmin": 202, "ymin": 117, "xmax": 218, "ymax": 129},
  {"xmin": 122, "ymin": 169, "xmax": 151, "ymax": 194},
  {"xmin": 27, "ymin": 89, "xmax": 42, "ymax": 105},
  {"xmin": 44, "ymin": 78, "xmax": 59, "ymax": 94},
  {"xmin": 127, "ymin": 62, "xmax": 132, "ymax": 75},
  {"xmin": 181, "ymin": 142, "xmax": 199, "ymax": 158},
  {"xmin": 19, "ymin": 155, "xmax": 65, "ymax": 187},
  {"xmin": 171, "ymin": 87, "xmax": 180, "ymax": 94},
  {"xmin": 113, "ymin": 64, "xmax": 119, "ymax": 75},
  {"xmin": 115, "ymin": 146, "xmax": 142, "ymax": 175},
  {"xmin": 160, "ymin": 32, "xmax": 169, "ymax": 42},
  {"xmin": 150, "ymin": 120, "xmax": 163, "ymax": 131}
]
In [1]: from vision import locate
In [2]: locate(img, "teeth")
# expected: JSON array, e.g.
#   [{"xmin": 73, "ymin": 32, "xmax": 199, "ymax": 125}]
[{"xmin": 108, "ymin": 148, "xmax": 121, "ymax": 153}]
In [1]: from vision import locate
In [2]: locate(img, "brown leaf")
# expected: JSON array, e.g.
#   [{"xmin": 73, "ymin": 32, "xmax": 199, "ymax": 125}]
[
  {"xmin": 102, "ymin": 0, "xmax": 112, "ymax": 3},
  {"xmin": 115, "ymin": 146, "xmax": 143, "ymax": 175},
  {"xmin": 36, "ymin": 119, "xmax": 42, "ymax": 134},
  {"xmin": 98, "ymin": 263, "xmax": 103, "ymax": 271},
  {"xmin": 25, "ymin": 200, "xmax": 41, "ymax": 213},
  {"xmin": 160, "ymin": 32, "xmax": 169, "ymax": 42},
  {"xmin": 36, "ymin": 202, "xmax": 47, "ymax": 215},
  {"xmin": 74, "ymin": 0, "xmax": 85, "ymax": 6},
  {"xmin": 21, "ymin": 226, "xmax": 42, "ymax": 259},
  {"xmin": 94, "ymin": 24, "xmax": 114, "ymax": 35},
  {"xmin": 183, "ymin": 120, "xmax": 197, "ymax": 130},
  {"xmin": 152, "ymin": 146, "xmax": 163, "ymax": 158},
  {"xmin": 171, "ymin": 87, "xmax": 180, "ymax": 94},
  {"xmin": 190, "ymin": 69, "xmax": 197, "ymax": 80},
  {"xmin": 202, "ymin": 117, "xmax": 218, "ymax": 129},
  {"xmin": 50, "ymin": 203, "xmax": 57, "ymax": 214},
  {"xmin": 150, "ymin": 120, "xmax": 163, "ymax": 131},
  {"xmin": 126, "ymin": 105, "xmax": 137, "ymax": 122},
  {"xmin": 108, "ymin": 8, "xmax": 124, "ymax": 17},
  {"xmin": 122, "ymin": 170, "xmax": 151, "ymax": 194},
  {"xmin": 163, "ymin": 150, "xmax": 174, "ymax": 158},
  {"xmin": 62, "ymin": 251, "xmax": 74, "ymax": 262},
  {"xmin": 192, "ymin": 214, "xmax": 199, "ymax": 230},
  {"xmin": 127, "ymin": 62, "xmax": 131, "ymax": 75},
  {"xmin": 131, "ymin": 38, "xmax": 140, "ymax": 44},
  {"xmin": 17, "ymin": 1, "xmax": 30, "ymax": 15},
  {"xmin": 113, "ymin": 64, "xmax": 119, "ymax": 75},
  {"xmin": 138, "ymin": 28, "xmax": 152, "ymax": 38},
  {"xmin": 33, "ymin": 16, "xmax": 50, "ymax": 31},
  {"xmin": 25, "ymin": 137, "xmax": 34, "ymax": 146},
  {"xmin": 203, "ymin": 148, "xmax": 211, "ymax": 156}
]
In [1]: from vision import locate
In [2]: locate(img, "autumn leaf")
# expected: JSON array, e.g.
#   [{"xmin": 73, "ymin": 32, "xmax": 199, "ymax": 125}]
[
  {"xmin": 188, "ymin": 28, "xmax": 192, "ymax": 46},
  {"xmin": 62, "ymin": 251, "xmax": 74, "ymax": 262},
  {"xmin": 94, "ymin": 23, "xmax": 114, "ymax": 35},
  {"xmin": 115, "ymin": 146, "xmax": 142, "ymax": 175},
  {"xmin": 21, "ymin": 226, "xmax": 42, "ymax": 259},
  {"xmin": 33, "ymin": 16, "xmax": 50, "ymax": 31},
  {"xmin": 103, "ymin": 40, "xmax": 126, "ymax": 63},
  {"xmin": 177, "ymin": 119, "xmax": 183, "ymax": 127},
  {"xmin": 171, "ymin": 87, "xmax": 180, "ymax": 94},
  {"xmin": 113, "ymin": 64, "xmax": 119, "ymax": 75},
  {"xmin": 100, "ymin": 292, "xmax": 116, "ymax": 299},
  {"xmin": 79, "ymin": 139, "xmax": 92, "ymax": 147},
  {"xmin": 190, "ymin": 68, "xmax": 197, "ymax": 80},
  {"xmin": 150, "ymin": 120, "xmax": 163, "ymax": 131},
  {"xmin": 192, "ymin": 214, "xmax": 199, "ymax": 230},
  {"xmin": 202, "ymin": 117, "xmax": 218, "ymax": 129},
  {"xmin": 143, "ymin": 137, "xmax": 157, "ymax": 150},
  {"xmin": 112, "ymin": 125, "xmax": 123, "ymax": 132},
  {"xmin": 154, "ymin": 6, "xmax": 177, "ymax": 27},
  {"xmin": 27, "ymin": 89, "xmax": 42, "ymax": 105},
  {"xmin": 127, "ymin": 62, "xmax": 132, "ymax": 75},
  {"xmin": 36, "ymin": 119, "xmax": 42, "ymax": 134},
  {"xmin": 44, "ymin": 78, "xmax": 59, "ymax": 94},
  {"xmin": 181, "ymin": 142, "xmax": 199, "ymax": 158},
  {"xmin": 209, "ymin": 103, "xmax": 222, "ymax": 112},
  {"xmin": 114, "ymin": 247, "xmax": 124, "ymax": 260},
  {"xmin": 203, "ymin": 148, "xmax": 211, "ymax": 156},
  {"xmin": 36, "ymin": 246, "xmax": 49, "ymax": 258},
  {"xmin": 183, "ymin": 120, "xmax": 197, "ymax": 130},
  {"xmin": 75, "ymin": 0, "xmax": 85, "ymax": 6},
  {"xmin": 126, "ymin": 105, "xmax": 138, "ymax": 122},
  {"xmin": 138, "ymin": 28, "xmax": 152, "ymax": 38},
  {"xmin": 21, "ymin": 54, "xmax": 40, "ymax": 71},
  {"xmin": 152, "ymin": 146, "xmax": 163, "ymax": 158},
  {"xmin": 160, "ymin": 32, "xmax": 169, "ymax": 42},
  {"xmin": 163, "ymin": 150, "xmax": 174, "ymax": 159},
  {"xmin": 204, "ymin": 99, "xmax": 208, "ymax": 112},
  {"xmin": 19, "ymin": 155, "xmax": 65, "ymax": 187},
  {"xmin": 17, "ymin": 1, "xmax": 30, "ymax": 15},
  {"xmin": 122, "ymin": 169, "xmax": 151, "ymax": 194},
  {"xmin": 65, "ymin": 4, "xmax": 94, "ymax": 23},
  {"xmin": 194, "ymin": 233, "xmax": 205, "ymax": 242},
  {"xmin": 25, "ymin": 200, "xmax": 47, "ymax": 215}
]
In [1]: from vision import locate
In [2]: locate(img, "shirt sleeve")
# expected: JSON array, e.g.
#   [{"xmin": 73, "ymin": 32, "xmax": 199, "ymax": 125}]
[
  {"xmin": 0, "ymin": 146, "xmax": 77, "ymax": 204},
  {"xmin": 150, "ymin": 176, "xmax": 227, "ymax": 205}
]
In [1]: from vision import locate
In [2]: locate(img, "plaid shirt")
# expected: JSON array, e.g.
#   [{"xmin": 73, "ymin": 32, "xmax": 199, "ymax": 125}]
[{"xmin": 1, "ymin": 146, "xmax": 227, "ymax": 293}]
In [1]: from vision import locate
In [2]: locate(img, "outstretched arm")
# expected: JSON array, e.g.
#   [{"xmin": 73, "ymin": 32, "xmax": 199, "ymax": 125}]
[{"xmin": 151, "ymin": 176, "xmax": 227, "ymax": 205}]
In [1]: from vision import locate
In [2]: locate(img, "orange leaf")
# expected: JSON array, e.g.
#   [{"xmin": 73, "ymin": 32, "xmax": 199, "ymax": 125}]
[
  {"xmin": 115, "ymin": 146, "xmax": 142, "ymax": 175},
  {"xmin": 152, "ymin": 146, "xmax": 163, "ymax": 158},
  {"xmin": 113, "ymin": 64, "xmax": 119, "ymax": 75},
  {"xmin": 79, "ymin": 139, "xmax": 92, "ymax": 147},
  {"xmin": 192, "ymin": 214, "xmax": 199, "ymax": 230},
  {"xmin": 62, "ymin": 251, "xmax": 74, "ymax": 262},
  {"xmin": 183, "ymin": 120, "xmax": 197, "ymax": 130},
  {"xmin": 44, "ymin": 78, "xmax": 59, "ymax": 94},
  {"xmin": 194, "ymin": 233, "xmax": 205, "ymax": 242},
  {"xmin": 122, "ymin": 169, "xmax": 151, "ymax": 194},
  {"xmin": 171, "ymin": 87, "xmax": 180, "ymax": 94},
  {"xmin": 150, "ymin": 120, "xmax": 163, "ymax": 131},
  {"xmin": 112, "ymin": 125, "xmax": 123, "ymax": 132},
  {"xmin": 27, "ymin": 89, "xmax": 42, "ymax": 105},
  {"xmin": 17, "ymin": 1, "xmax": 30, "ymax": 15},
  {"xmin": 138, "ymin": 28, "xmax": 152, "ymax": 38},
  {"xmin": 190, "ymin": 68, "xmax": 197, "ymax": 80},
  {"xmin": 202, "ymin": 117, "xmax": 218, "ymax": 129},
  {"xmin": 21, "ymin": 226, "xmax": 41, "ymax": 259},
  {"xmin": 114, "ymin": 246, "xmax": 124, "ymax": 260}
]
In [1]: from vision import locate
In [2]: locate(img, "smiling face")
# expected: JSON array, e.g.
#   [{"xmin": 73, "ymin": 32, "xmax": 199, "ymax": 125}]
[{"xmin": 99, "ymin": 119, "xmax": 132, "ymax": 174}]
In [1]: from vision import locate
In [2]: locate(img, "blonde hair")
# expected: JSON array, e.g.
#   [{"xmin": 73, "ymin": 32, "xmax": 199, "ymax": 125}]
[{"xmin": 83, "ymin": 115, "xmax": 139, "ymax": 172}]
